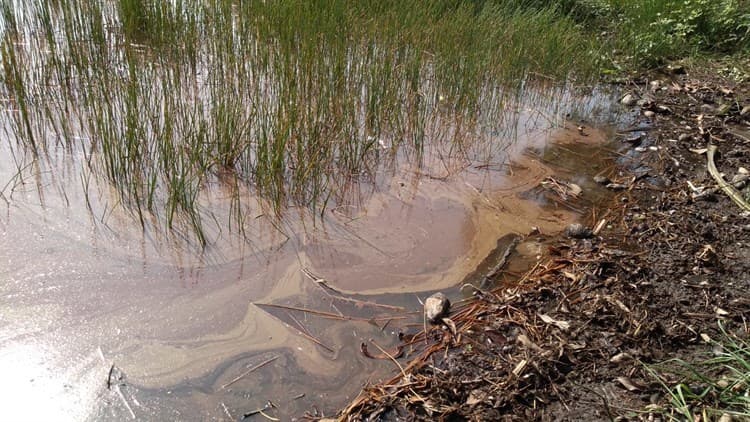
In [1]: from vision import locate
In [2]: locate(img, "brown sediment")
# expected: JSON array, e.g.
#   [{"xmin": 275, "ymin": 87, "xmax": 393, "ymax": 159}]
[{"xmin": 301, "ymin": 124, "xmax": 611, "ymax": 295}]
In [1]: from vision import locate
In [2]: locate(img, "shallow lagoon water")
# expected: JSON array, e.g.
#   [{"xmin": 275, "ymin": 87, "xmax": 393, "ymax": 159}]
[
  {"xmin": 0, "ymin": 2, "xmax": 623, "ymax": 418},
  {"xmin": 0, "ymin": 116, "xmax": 618, "ymax": 420}
]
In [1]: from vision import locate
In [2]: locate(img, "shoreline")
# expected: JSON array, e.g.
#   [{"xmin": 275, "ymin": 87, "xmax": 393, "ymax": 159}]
[{"xmin": 331, "ymin": 62, "xmax": 750, "ymax": 421}]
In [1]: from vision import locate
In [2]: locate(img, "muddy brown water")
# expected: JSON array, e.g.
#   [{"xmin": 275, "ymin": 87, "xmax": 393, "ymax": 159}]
[{"xmin": 0, "ymin": 109, "xmax": 619, "ymax": 419}]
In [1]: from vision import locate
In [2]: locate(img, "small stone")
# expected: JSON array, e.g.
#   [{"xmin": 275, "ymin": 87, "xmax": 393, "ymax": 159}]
[
  {"xmin": 424, "ymin": 292, "xmax": 450, "ymax": 323},
  {"xmin": 643, "ymin": 110, "xmax": 656, "ymax": 118},
  {"xmin": 655, "ymin": 105, "xmax": 671, "ymax": 114},
  {"xmin": 741, "ymin": 105, "xmax": 750, "ymax": 116},
  {"xmin": 593, "ymin": 175, "xmax": 610, "ymax": 185},
  {"xmin": 649, "ymin": 80, "xmax": 661, "ymax": 91},
  {"xmin": 565, "ymin": 223, "xmax": 592, "ymax": 239},
  {"xmin": 620, "ymin": 93, "xmax": 637, "ymax": 107}
]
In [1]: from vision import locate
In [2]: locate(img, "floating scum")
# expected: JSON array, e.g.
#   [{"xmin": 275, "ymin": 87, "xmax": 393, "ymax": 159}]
[{"xmin": 0, "ymin": 0, "xmax": 599, "ymax": 245}]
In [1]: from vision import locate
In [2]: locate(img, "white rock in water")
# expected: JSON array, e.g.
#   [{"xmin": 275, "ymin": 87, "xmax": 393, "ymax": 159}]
[{"xmin": 424, "ymin": 292, "xmax": 450, "ymax": 323}]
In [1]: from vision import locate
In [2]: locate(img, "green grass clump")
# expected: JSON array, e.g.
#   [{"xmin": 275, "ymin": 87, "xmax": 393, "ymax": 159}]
[
  {"xmin": 552, "ymin": 0, "xmax": 750, "ymax": 68},
  {"xmin": 645, "ymin": 326, "xmax": 750, "ymax": 420}
]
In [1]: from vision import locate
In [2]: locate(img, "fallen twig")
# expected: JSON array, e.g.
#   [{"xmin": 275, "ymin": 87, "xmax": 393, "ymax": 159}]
[
  {"xmin": 114, "ymin": 384, "xmax": 136, "ymax": 419},
  {"xmin": 360, "ymin": 342, "xmax": 405, "ymax": 360},
  {"xmin": 707, "ymin": 144, "xmax": 750, "ymax": 212},
  {"xmin": 368, "ymin": 339, "xmax": 408, "ymax": 379},
  {"xmin": 221, "ymin": 356, "xmax": 279, "ymax": 390},
  {"xmin": 254, "ymin": 302, "xmax": 405, "ymax": 322},
  {"xmin": 301, "ymin": 268, "xmax": 405, "ymax": 311},
  {"xmin": 243, "ymin": 401, "xmax": 278, "ymax": 420},
  {"xmin": 285, "ymin": 311, "xmax": 335, "ymax": 353},
  {"xmin": 106, "ymin": 363, "xmax": 115, "ymax": 390}
]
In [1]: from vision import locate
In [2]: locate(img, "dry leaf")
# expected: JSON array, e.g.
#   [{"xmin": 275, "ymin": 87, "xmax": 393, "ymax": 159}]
[
  {"xmin": 610, "ymin": 352, "xmax": 632, "ymax": 364},
  {"xmin": 442, "ymin": 317, "xmax": 457, "ymax": 336},
  {"xmin": 616, "ymin": 376, "xmax": 643, "ymax": 392},
  {"xmin": 517, "ymin": 334, "xmax": 543, "ymax": 352},
  {"xmin": 539, "ymin": 313, "xmax": 571, "ymax": 331},
  {"xmin": 605, "ymin": 296, "xmax": 631, "ymax": 313},
  {"xmin": 567, "ymin": 343, "xmax": 586, "ymax": 350},
  {"xmin": 465, "ymin": 389, "xmax": 487, "ymax": 406},
  {"xmin": 562, "ymin": 271, "xmax": 578, "ymax": 282}
]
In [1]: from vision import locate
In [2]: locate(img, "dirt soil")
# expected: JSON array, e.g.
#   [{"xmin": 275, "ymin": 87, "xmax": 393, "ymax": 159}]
[{"xmin": 321, "ymin": 64, "xmax": 750, "ymax": 421}]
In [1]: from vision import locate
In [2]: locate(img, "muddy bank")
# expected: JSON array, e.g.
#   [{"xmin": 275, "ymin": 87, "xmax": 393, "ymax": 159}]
[{"xmin": 333, "ymin": 64, "xmax": 750, "ymax": 421}]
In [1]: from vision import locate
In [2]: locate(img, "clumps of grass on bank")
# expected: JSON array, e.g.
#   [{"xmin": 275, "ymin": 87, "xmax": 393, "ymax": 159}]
[
  {"xmin": 555, "ymin": 0, "xmax": 750, "ymax": 68},
  {"xmin": 644, "ymin": 326, "xmax": 750, "ymax": 421}
]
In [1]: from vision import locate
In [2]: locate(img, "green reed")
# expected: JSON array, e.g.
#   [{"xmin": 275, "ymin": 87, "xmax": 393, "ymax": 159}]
[{"xmin": 0, "ymin": 0, "xmax": 599, "ymax": 245}]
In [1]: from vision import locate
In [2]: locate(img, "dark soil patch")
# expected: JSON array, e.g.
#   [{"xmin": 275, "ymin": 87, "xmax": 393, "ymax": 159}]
[{"xmin": 324, "ymin": 65, "xmax": 750, "ymax": 421}]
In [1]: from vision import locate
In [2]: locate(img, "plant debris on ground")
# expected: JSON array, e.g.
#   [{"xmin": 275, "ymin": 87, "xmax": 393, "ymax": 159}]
[{"xmin": 325, "ymin": 62, "xmax": 750, "ymax": 421}]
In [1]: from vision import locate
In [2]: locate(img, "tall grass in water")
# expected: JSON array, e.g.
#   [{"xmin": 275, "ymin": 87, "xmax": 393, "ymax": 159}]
[{"xmin": 0, "ymin": 0, "xmax": 598, "ymax": 245}]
